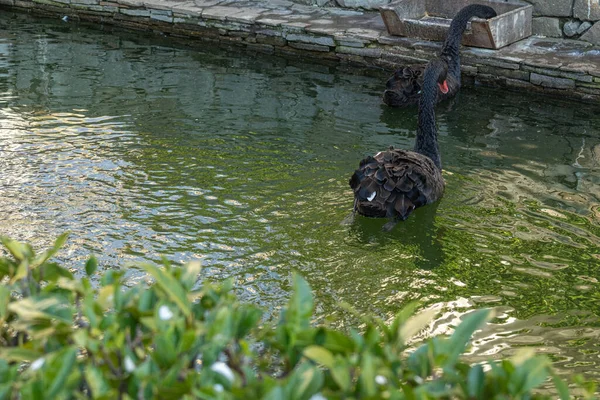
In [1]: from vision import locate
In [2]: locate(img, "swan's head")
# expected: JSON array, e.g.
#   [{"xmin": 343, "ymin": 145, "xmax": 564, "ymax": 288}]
[
  {"xmin": 424, "ymin": 59, "xmax": 449, "ymax": 95},
  {"xmin": 435, "ymin": 62, "xmax": 449, "ymax": 94}
]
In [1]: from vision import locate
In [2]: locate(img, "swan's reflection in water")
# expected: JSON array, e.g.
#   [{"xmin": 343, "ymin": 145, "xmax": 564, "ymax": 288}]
[{"xmin": 348, "ymin": 201, "xmax": 445, "ymax": 271}]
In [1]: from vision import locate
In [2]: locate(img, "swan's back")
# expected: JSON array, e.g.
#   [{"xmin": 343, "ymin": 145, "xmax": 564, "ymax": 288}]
[{"xmin": 349, "ymin": 147, "xmax": 444, "ymax": 220}]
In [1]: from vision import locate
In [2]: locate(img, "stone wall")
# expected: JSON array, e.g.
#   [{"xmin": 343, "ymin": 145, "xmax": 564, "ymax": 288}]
[
  {"xmin": 527, "ymin": 0, "xmax": 600, "ymax": 44},
  {"xmin": 1, "ymin": 0, "xmax": 599, "ymax": 103},
  {"xmin": 292, "ymin": 0, "xmax": 600, "ymax": 46}
]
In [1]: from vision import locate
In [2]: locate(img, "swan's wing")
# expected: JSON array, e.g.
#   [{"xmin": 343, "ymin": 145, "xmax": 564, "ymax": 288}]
[{"xmin": 349, "ymin": 149, "xmax": 444, "ymax": 220}]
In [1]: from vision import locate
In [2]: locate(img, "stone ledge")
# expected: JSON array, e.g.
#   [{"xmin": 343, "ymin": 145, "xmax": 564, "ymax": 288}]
[
  {"xmin": 530, "ymin": 73, "xmax": 576, "ymax": 89},
  {"xmin": 2, "ymin": 0, "xmax": 600, "ymax": 103}
]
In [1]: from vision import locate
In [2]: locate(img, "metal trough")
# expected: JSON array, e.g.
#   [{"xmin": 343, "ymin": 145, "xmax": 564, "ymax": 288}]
[{"xmin": 380, "ymin": 0, "xmax": 533, "ymax": 49}]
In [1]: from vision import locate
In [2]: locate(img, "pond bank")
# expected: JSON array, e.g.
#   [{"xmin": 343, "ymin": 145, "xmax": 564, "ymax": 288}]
[{"xmin": 2, "ymin": 0, "xmax": 600, "ymax": 103}]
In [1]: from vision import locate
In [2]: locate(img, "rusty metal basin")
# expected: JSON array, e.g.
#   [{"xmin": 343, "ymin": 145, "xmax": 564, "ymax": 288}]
[{"xmin": 380, "ymin": 0, "xmax": 533, "ymax": 49}]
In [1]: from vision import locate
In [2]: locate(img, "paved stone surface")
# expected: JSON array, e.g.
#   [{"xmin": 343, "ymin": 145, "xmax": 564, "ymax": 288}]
[
  {"xmin": 335, "ymin": 0, "xmax": 389, "ymax": 9},
  {"xmin": 532, "ymin": 17, "xmax": 562, "ymax": 37},
  {"xmin": 2, "ymin": 0, "xmax": 600, "ymax": 102}
]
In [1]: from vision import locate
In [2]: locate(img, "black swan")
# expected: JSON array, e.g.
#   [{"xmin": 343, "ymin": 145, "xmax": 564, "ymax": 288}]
[
  {"xmin": 349, "ymin": 59, "xmax": 448, "ymax": 224},
  {"xmin": 382, "ymin": 4, "xmax": 497, "ymax": 107}
]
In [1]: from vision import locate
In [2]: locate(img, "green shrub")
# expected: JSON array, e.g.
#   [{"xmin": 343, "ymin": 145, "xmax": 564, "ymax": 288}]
[{"xmin": 0, "ymin": 235, "xmax": 596, "ymax": 399}]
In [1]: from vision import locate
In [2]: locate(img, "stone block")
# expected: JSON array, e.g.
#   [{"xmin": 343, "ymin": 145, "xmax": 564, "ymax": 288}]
[
  {"xmin": 150, "ymin": 12, "xmax": 173, "ymax": 22},
  {"xmin": 532, "ymin": 17, "xmax": 562, "ymax": 37},
  {"xmin": 522, "ymin": 65, "xmax": 593, "ymax": 82},
  {"xmin": 477, "ymin": 58, "xmax": 520, "ymax": 70},
  {"xmin": 504, "ymin": 77, "xmax": 539, "ymax": 90},
  {"xmin": 256, "ymin": 34, "xmax": 286, "ymax": 46},
  {"xmin": 573, "ymin": 0, "xmax": 600, "ymax": 21},
  {"xmin": 379, "ymin": 51, "xmax": 427, "ymax": 64},
  {"xmin": 285, "ymin": 33, "xmax": 334, "ymax": 47},
  {"xmin": 256, "ymin": 28, "xmax": 283, "ymax": 37},
  {"xmin": 13, "ymin": 0, "xmax": 33, "ymax": 6},
  {"xmin": 120, "ymin": 8, "xmax": 150, "ymax": 16},
  {"xmin": 530, "ymin": 72, "xmax": 576, "ymax": 88},
  {"xmin": 282, "ymin": 22, "xmax": 311, "ymax": 32},
  {"xmin": 337, "ymin": 39, "xmax": 364, "ymax": 48},
  {"xmin": 581, "ymin": 21, "xmax": 600, "ymax": 44},
  {"xmin": 256, "ymin": 18, "xmax": 288, "ymax": 27},
  {"xmin": 578, "ymin": 21, "xmax": 593, "ymax": 33},
  {"xmin": 337, "ymin": 53, "xmax": 368, "ymax": 65},
  {"xmin": 336, "ymin": 0, "xmax": 390, "ymax": 9},
  {"xmin": 563, "ymin": 20, "xmax": 581, "ymax": 36},
  {"xmin": 526, "ymin": 0, "xmax": 573, "ymax": 17},
  {"xmin": 288, "ymin": 42, "xmax": 331, "ymax": 52},
  {"xmin": 461, "ymin": 65, "xmax": 478, "ymax": 75},
  {"xmin": 150, "ymin": 8, "xmax": 171, "ymax": 16},
  {"xmin": 478, "ymin": 65, "xmax": 530, "ymax": 81},
  {"xmin": 246, "ymin": 43, "xmax": 275, "ymax": 54},
  {"xmin": 336, "ymin": 45, "xmax": 382, "ymax": 58}
]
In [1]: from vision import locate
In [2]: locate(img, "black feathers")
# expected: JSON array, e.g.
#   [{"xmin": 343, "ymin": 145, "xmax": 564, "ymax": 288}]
[
  {"xmin": 382, "ymin": 4, "xmax": 497, "ymax": 108},
  {"xmin": 350, "ymin": 61, "xmax": 448, "ymax": 222}
]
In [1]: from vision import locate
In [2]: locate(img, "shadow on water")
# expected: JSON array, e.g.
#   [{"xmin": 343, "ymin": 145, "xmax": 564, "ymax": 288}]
[{"xmin": 348, "ymin": 202, "xmax": 445, "ymax": 270}]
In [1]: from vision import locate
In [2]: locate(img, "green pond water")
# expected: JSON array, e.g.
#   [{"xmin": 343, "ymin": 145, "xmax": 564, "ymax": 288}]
[{"xmin": 1, "ymin": 12, "xmax": 599, "ymax": 383}]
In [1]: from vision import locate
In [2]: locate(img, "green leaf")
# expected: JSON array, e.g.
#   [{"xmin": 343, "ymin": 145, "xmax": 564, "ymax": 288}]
[
  {"xmin": 0, "ymin": 348, "xmax": 43, "ymax": 362},
  {"xmin": 303, "ymin": 346, "xmax": 334, "ymax": 369},
  {"xmin": 0, "ymin": 286, "xmax": 10, "ymax": 322},
  {"xmin": 330, "ymin": 357, "xmax": 351, "ymax": 392},
  {"xmin": 10, "ymin": 260, "xmax": 29, "ymax": 284},
  {"xmin": 47, "ymin": 348, "xmax": 77, "ymax": 397},
  {"xmin": 551, "ymin": 372, "xmax": 570, "ymax": 400},
  {"xmin": 467, "ymin": 364, "xmax": 485, "ymax": 399},
  {"xmin": 31, "ymin": 233, "xmax": 69, "ymax": 269},
  {"xmin": 399, "ymin": 306, "xmax": 438, "ymax": 344},
  {"xmin": 181, "ymin": 261, "xmax": 201, "ymax": 290},
  {"xmin": 513, "ymin": 356, "xmax": 551, "ymax": 395},
  {"xmin": 444, "ymin": 309, "xmax": 491, "ymax": 368},
  {"xmin": 8, "ymin": 297, "xmax": 72, "ymax": 325},
  {"xmin": 0, "ymin": 237, "xmax": 32, "ymax": 262},
  {"xmin": 234, "ymin": 306, "xmax": 262, "ymax": 339},
  {"xmin": 287, "ymin": 363, "xmax": 323, "ymax": 400},
  {"xmin": 85, "ymin": 256, "xmax": 98, "ymax": 277},
  {"xmin": 315, "ymin": 328, "xmax": 355, "ymax": 354},
  {"xmin": 84, "ymin": 365, "xmax": 110, "ymax": 398},
  {"xmin": 358, "ymin": 352, "xmax": 376, "ymax": 397},
  {"xmin": 154, "ymin": 332, "xmax": 177, "ymax": 368},
  {"xmin": 390, "ymin": 301, "xmax": 419, "ymax": 340},
  {"xmin": 138, "ymin": 263, "xmax": 191, "ymax": 318},
  {"xmin": 287, "ymin": 273, "xmax": 313, "ymax": 329}
]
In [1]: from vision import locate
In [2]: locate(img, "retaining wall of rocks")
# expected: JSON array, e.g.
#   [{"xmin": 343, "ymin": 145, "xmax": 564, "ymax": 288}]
[
  {"xmin": 1, "ymin": 0, "xmax": 599, "ymax": 103},
  {"xmin": 294, "ymin": 0, "xmax": 600, "ymax": 45}
]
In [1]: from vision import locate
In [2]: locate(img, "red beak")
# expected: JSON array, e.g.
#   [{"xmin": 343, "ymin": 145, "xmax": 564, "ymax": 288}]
[{"xmin": 438, "ymin": 80, "xmax": 449, "ymax": 94}]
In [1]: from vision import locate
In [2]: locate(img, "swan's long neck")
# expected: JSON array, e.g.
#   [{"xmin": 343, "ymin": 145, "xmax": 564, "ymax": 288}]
[
  {"xmin": 414, "ymin": 64, "xmax": 442, "ymax": 170},
  {"xmin": 440, "ymin": 5, "xmax": 496, "ymax": 81}
]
